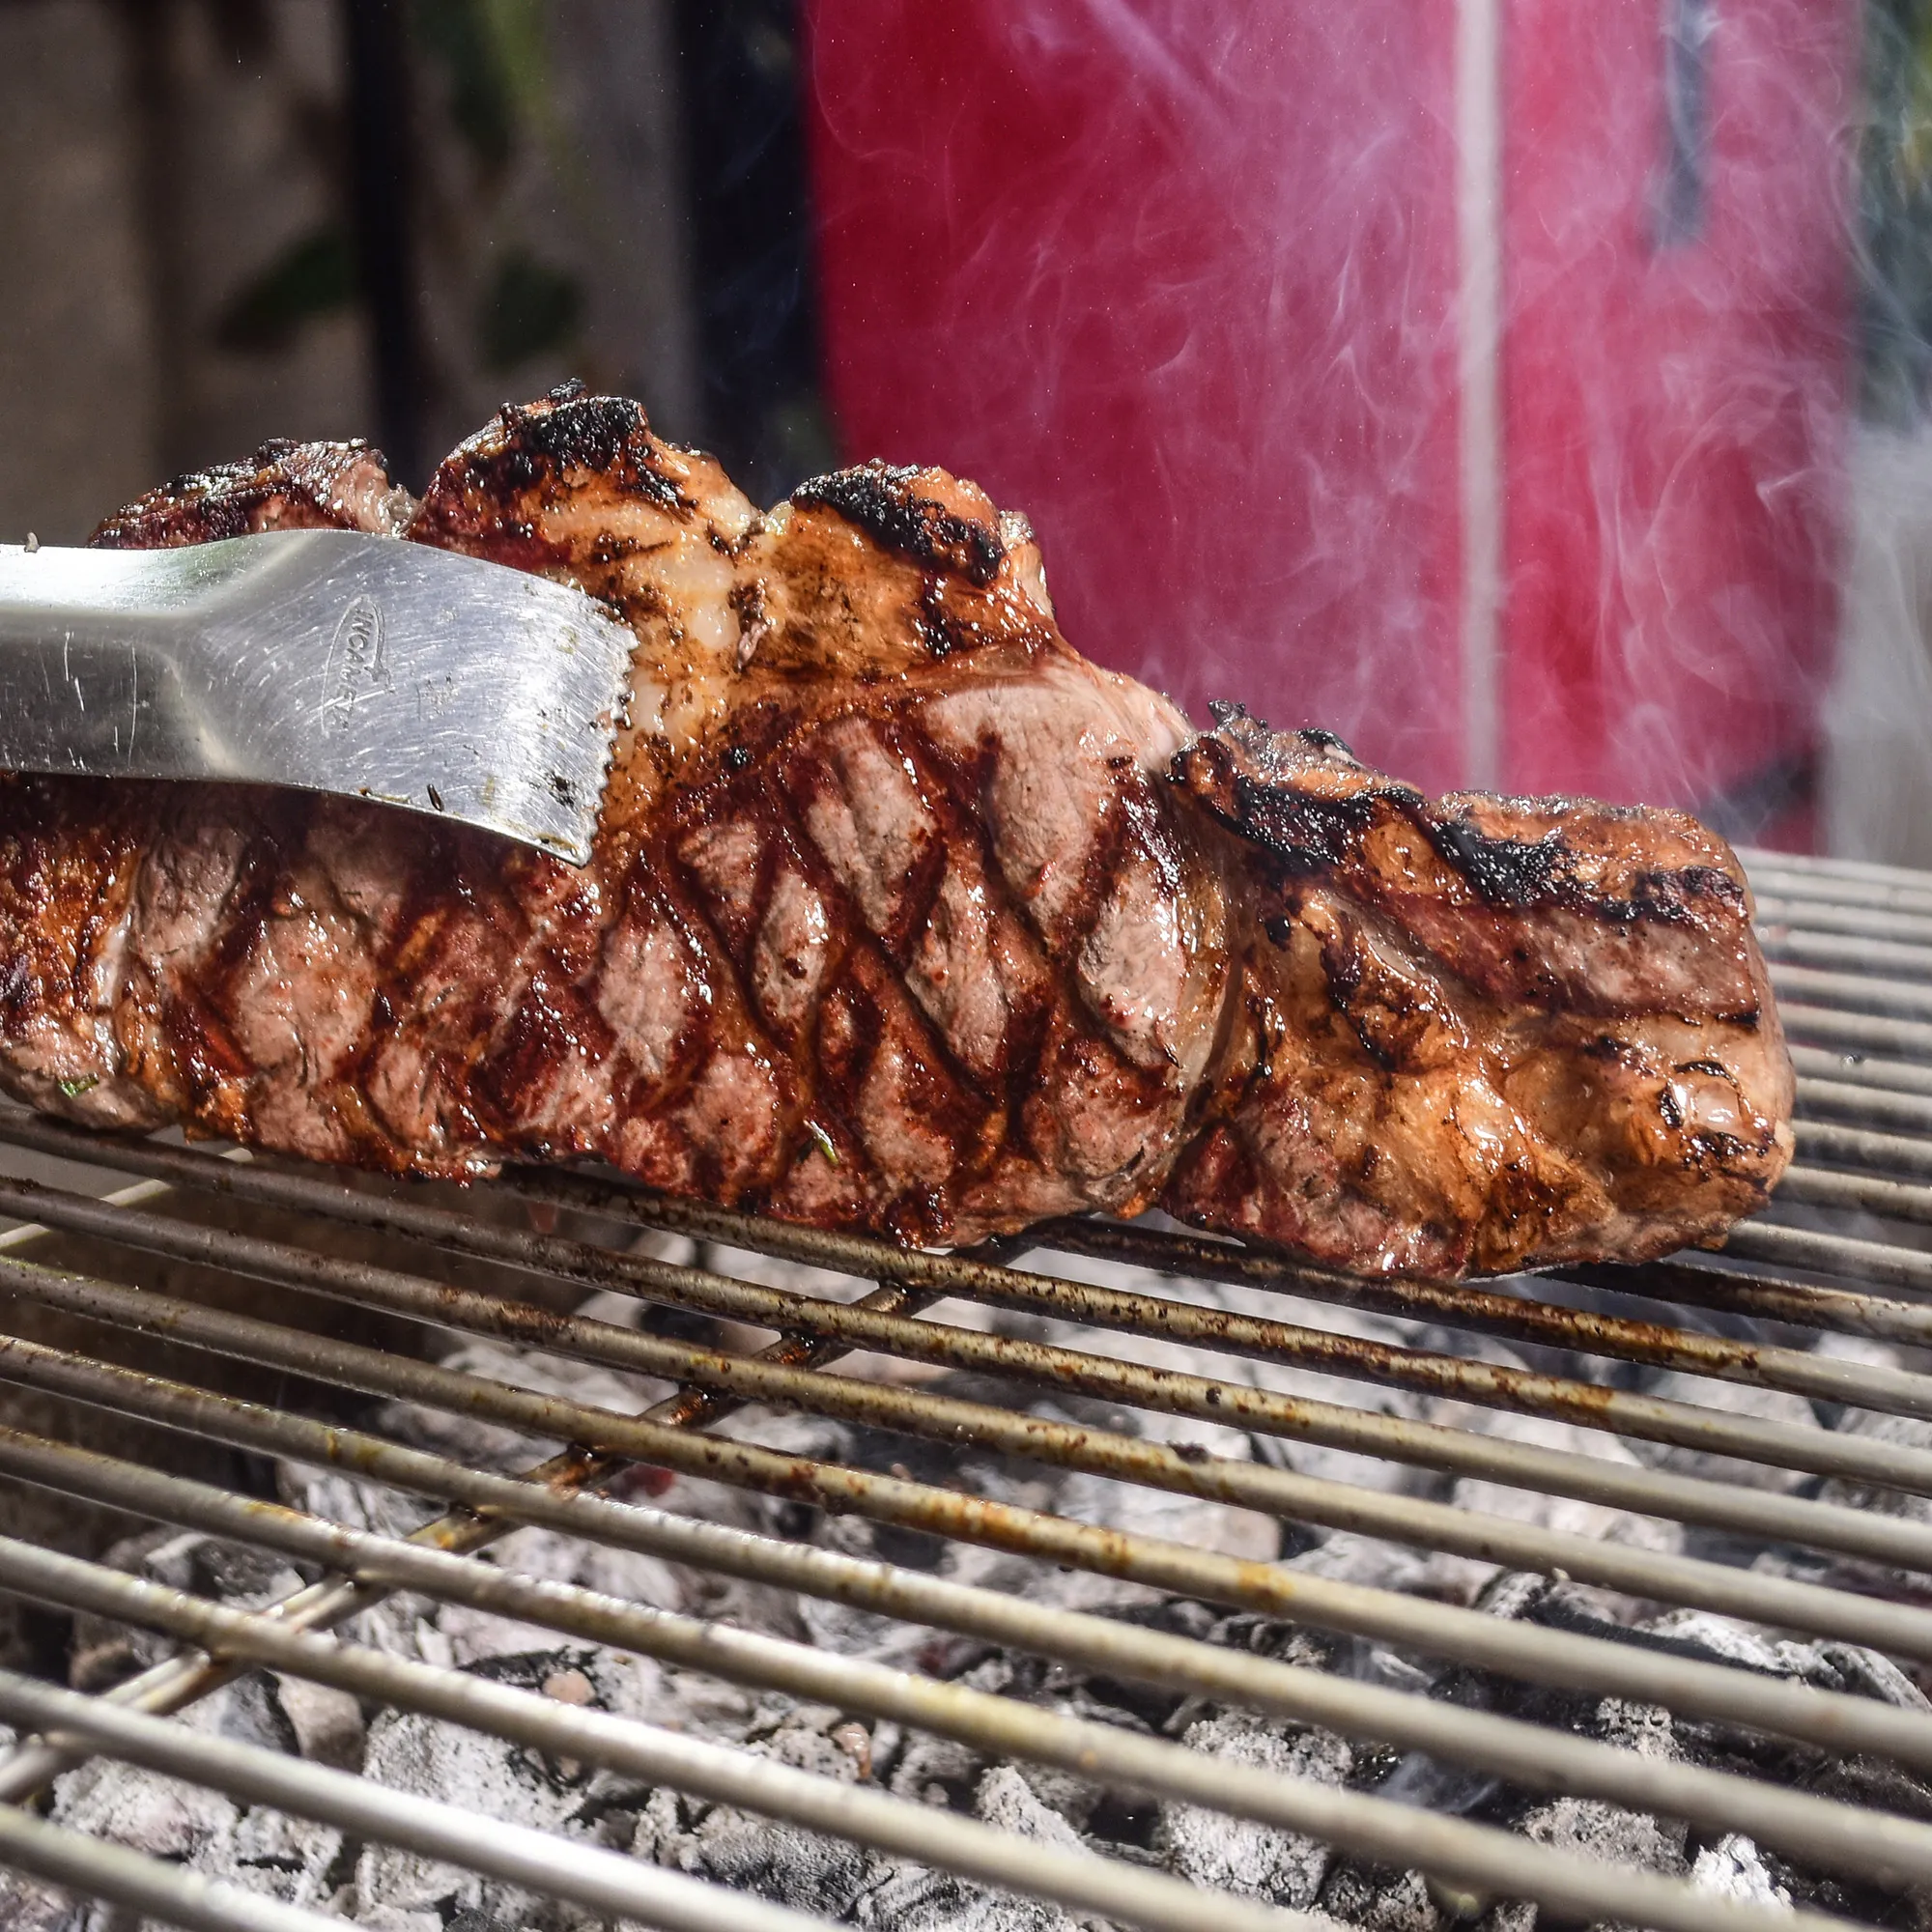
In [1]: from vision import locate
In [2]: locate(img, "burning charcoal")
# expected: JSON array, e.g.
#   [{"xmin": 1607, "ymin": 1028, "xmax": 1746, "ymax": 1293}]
[
  {"xmin": 219, "ymin": 1802, "xmax": 347, "ymax": 1909},
  {"xmin": 890, "ymin": 1730, "xmax": 990, "ymax": 1809},
  {"xmin": 354, "ymin": 1648, "xmax": 650, "ymax": 1928},
  {"xmin": 71, "ymin": 1530, "xmax": 310, "ymax": 1690},
  {"xmin": 1047, "ymin": 1412, "xmax": 1282, "ymax": 1561},
  {"xmin": 374, "ymin": 1335, "xmax": 670, "ymax": 1477},
  {"xmin": 50, "ymin": 1679, "xmax": 251, "ymax": 1858},
  {"xmin": 1513, "ymin": 1792, "xmax": 1688, "ymax": 1883},
  {"xmin": 1641, "ymin": 1605, "xmax": 1932, "ymax": 1712},
  {"xmin": 277, "ymin": 1464, "xmax": 443, "ymax": 1544},
  {"xmin": 1318, "ymin": 1861, "xmax": 1448, "ymax": 1932},
  {"xmin": 1810, "ymin": 1330, "xmax": 1906, "ymax": 1383},
  {"xmin": 1806, "ymin": 1410, "xmax": 1932, "ymax": 1597},
  {"xmin": 1285, "ymin": 1529, "xmax": 1442, "ymax": 1599},
  {"xmin": 1153, "ymin": 1715, "xmax": 1351, "ymax": 1908},
  {"xmin": 658, "ymin": 1806, "xmax": 877, "ymax": 1920},
  {"xmin": 1427, "ymin": 1406, "xmax": 1685, "ymax": 1607},
  {"xmin": 0, "ymin": 1871, "xmax": 79, "ymax": 1931},
  {"xmin": 1364, "ymin": 1751, "xmax": 1501, "ymax": 1820},
  {"xmin": 1010, "ymin": 1255, "xmax": 1441, "ymax": 1498},
  {"xmin": 972, "ymin": 1763, "xmax": 1088, "ymax": 1856},
  {"xmin": 851, "ymin": 1861, "xmax": 1077, "ymax": 1932},
  {"xmin": 630, "ymin": 1707, "xmax": 888, "ymax": 1921},
  {"xmin": 51, "ymin": 1742, "xmax": 344, "ymax": 1913}
]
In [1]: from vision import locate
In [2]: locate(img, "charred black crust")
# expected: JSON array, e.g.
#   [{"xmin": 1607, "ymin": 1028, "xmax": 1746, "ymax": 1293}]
[
  {"xmin": 452, "ymin": 386, "xmax": 686, "ymax": 515},
  {"xmin": 1423, "ymin": 817, "xmax": 1564, "ymax": 905},
  {"xmin": 1173, "ymin": 724, "xmax": 1385, "ymax": 875},
  {"xmin": 1173, "ymin": 703, "xmax": 1747, "ymax": 925},
  {"xmin": 793, "ymin": 461, "xmax": 1006, "ymax": 588}
]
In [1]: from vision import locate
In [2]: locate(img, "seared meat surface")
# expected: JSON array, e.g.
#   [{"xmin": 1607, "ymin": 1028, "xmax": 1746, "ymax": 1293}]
[{"xmin": 0, "ymin": 386, "xmax": 1792, "ymax": 1274}]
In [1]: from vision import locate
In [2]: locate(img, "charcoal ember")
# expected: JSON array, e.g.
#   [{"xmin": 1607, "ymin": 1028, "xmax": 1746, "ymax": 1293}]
[
  {"xmin": 430, "ymin": 1524, "xmax": 688, "ymax": 1669},
  {"xmin": 1008, "ymin": 1255, "xmax": 1441, "ymax": 1498},
  {"xmin": 278, "ymin": 1464, "xmax": 442, "ymax": 1543},
  {"xmin": 0, "ymin": 1866, "xmax": 92, "ymax": 1930},
  {"xmin": 891, "ymin": 1729, "xmax": 991, "ymax": 1810},
  {"xmin": 1153, "ymin": 1715, "xmax": 1351, "ymax": 1907},
  {"xmin": 372, "ymin": 1335, "xmax": 671, "ymax": 1476},
  {"xmin": 631, "ymin": 1706, "xmax": 890, "ymax": 1922},
  {"xmin": 1806, "ymin": 1409, "xmax": 1932, "ymax": 1596},
  {"xmin": 967, "ymin": 1767, "xmax": 1091, "ymax": 1874},
  {"xmin": 851, "ymin": 1862, "xmax": 1077, "ymax": 1932},
  {"xmin": 274, "ymin": 1673, "xmax": 366, "ymax": 1770},
  {"xmin": 1284, "ymin": 1529, "xmax": 1441, "ymax": 1599},
  {"xmin": 1512, "ymin": 1790, "xmax": 1688, "ymax": 1885},
  {"xmin": 634, "ymin": 1786, "xmax": 877, "ymax": 1921},
  {"xmin": 1810, "ymin": 1330, "xmax": 1906, "ymax": 1381},
  {"xmin": 71, "ymin": 1528, "xmax": 309, "ymax": 1690},
  {"xmin": 1317, "ymin": 1861, "xmax": 1447, "ymax": 1932},
  {"xmin": 353, "ymin": 1648, "xmax": 652, "ymax": 1930},
  {"xmin": 47, "ymin": 1674, "xmax": 343, "ymax": 1912},
  {"xmin": 1641, "ymin": 1607, "xmax": 1931, "ymax": 1711},
  {"xmin": 1045, "ymin": 1402, "xmax": 1281, "ymax": 1562}
]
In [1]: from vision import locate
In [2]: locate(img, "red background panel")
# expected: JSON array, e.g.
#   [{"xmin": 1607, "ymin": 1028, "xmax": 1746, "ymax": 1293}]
[
  {"xmin": 804, "ymin": 2, "xmax": 1465, "ymax": 790},
  {"xmin": 805, "ymin": 0, "xmax": 1856, "ymax": 827},
  {"xmin": 1501, "ymin": 0, "xmax": 1856, "ymax": 817}
]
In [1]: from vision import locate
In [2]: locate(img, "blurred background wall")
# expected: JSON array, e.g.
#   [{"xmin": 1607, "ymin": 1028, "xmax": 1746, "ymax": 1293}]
[
  {"xmin": 5, "ymin": 1, "xmax": 1932, "ymax": 862},
  {"xmin": 0, "ymin": 0, "xmax": 830, "ymax": 537}
]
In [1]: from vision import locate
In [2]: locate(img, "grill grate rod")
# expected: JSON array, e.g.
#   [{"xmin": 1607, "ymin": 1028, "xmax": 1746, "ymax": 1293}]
[
  {"xmin": 6, "ymin": 1160, "xmax": 1932, "ymax": 1651},
  {"xmin": 8, "ymin": 842, "xmax": 1932, "ymax": 1930},
  {"xmin": 0, "ymin": 1534, "xmax": 1854, "ymax": 1932},
  {"xmin": 0, "ymin": 1412, "xmax": 1926, "ymax": 1915},
  {"xmin": 0, "ymin": 1668, "xmax": 822, "ymax": 1932},
  {"xmin": 1, "ymin": 1326, "xmax": 1913, "ymax": 1874},
  {"xmin": 1789, "ymin": 1045, "xmax": 1932, "ymax": 1097},
  {"xmin": 3, "ymin": 1111, "xmax": 1926, "ymax": 1484},
  {"xmin": 0, "ymin": 1539, "xmax": 1315, "ymax": 1932},
  {"xmin": 5, "ymin": 1142, "xmax": 1932, "ymax": 1520},
  {"xmin": 2, "ymin": 1227, "xmax": 1931, "ymax": 1775},
  {"xmin": 0, "ymin": 1327, "xmax": 1902, "ymax": 1851},
  {"xmin": 0, "ymin": 1800, "xmax": 346, "ymax": 1932}
]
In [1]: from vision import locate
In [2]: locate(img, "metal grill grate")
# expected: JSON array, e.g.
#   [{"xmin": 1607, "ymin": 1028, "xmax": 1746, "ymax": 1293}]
[{"xmin": 0, "ymin": 850, "xmax": 1930, "ymax": 1928}]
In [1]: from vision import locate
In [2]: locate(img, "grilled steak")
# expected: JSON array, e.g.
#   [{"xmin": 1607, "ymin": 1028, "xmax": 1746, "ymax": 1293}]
[{"xmin": 0, "ymin": 385, "xmax": 1792, "ymax": 1275}]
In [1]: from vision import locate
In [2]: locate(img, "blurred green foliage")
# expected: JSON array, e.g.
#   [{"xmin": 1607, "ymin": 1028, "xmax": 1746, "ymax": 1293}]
[
  {"xmin": 412, "ymin": 0, "xmax": 552, "ymax": 175},
  {"xmin": 412, "ymin": 0, "xmax": 584, "ymax": 370},
  {"xmin": 213, "ymin": 1, "xmax": 585, "ymax": 375},
  {"xmin": 479, "ymin": 251, "xmax": 584, "ymax": 370},
  {"xmin": 1861, "ymin": 0, "xmax": 1932, "ymax": 422},
  {"xmin": 214, "ymin": 225, "xmax": 357, "ymax": 354}
]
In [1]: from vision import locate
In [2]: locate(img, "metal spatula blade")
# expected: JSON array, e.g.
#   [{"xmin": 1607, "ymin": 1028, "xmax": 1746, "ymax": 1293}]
[{"xmin": 0, "ymin": 530, "xmax": 637, "ymax": 866}]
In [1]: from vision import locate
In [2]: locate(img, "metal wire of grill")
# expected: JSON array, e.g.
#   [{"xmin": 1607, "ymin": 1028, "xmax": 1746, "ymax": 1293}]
[{"xmin": 0, "ymin": 851, "xmax": 1928, "ymax": 1928}]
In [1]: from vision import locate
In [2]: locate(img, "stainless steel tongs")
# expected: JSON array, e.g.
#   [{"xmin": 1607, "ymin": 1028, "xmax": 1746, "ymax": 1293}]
[{"xmin": 0, "ymin": 530, "xmax": 637, "ymax": 865}]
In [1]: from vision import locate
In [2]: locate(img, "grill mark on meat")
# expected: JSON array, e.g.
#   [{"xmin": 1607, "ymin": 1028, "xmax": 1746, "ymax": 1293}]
[
  {"xmin": 0, "ymin": 389, "xmax": 1797, "ymax": 1276},
  {"xmin": 1178, "ymin": 703, "xmax": 1748, "ymax": 932}
]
